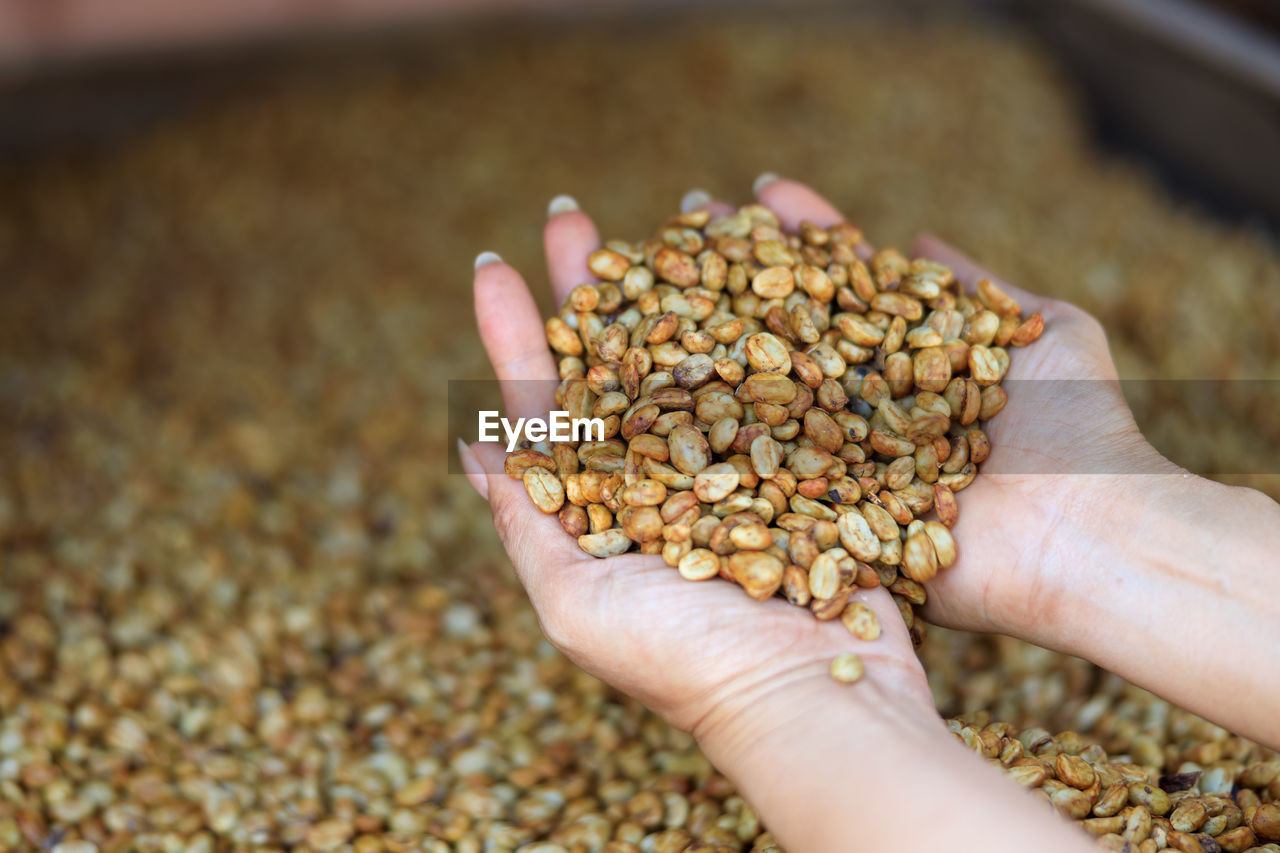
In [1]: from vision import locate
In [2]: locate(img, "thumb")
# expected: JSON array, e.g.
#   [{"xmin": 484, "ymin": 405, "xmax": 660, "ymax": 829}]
[
  {"xmin": 469, "ymin": 440, "xmax": 582, "ymax": 594},
  {"xmin": 911, "ymin": 233, "xmax": 1051, "ymax": 315}
]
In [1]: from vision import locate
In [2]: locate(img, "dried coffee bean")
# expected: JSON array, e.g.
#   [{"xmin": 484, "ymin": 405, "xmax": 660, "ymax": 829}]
[
  {"xmin": 524, "ymin": 468, "xmax": 566, "ymax": 513},
  {"xmin": 829, "ymin": 652, "xmax": 866, "ymax": 684},
  {"xmin": 841, "ymin": 600, "xmax": 881, "ymax": 641}
]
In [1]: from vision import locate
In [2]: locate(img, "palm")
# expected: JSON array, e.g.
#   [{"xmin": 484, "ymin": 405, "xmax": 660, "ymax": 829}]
[
  {"xmin": 543, "ymin": 549, "xmax": 928, "ymax": 732},
  {"xmin": 560, "ymin": 314, "xmax": 1114, "ymax": 725},
  {"xmin": 466, "ymin": 181, "xmax": 1122, "ymax": 732},
  {"xmin": 467, "ymin": 186, "xmax": 940, "ymax": 733},
  {"xmin": 917, "ymin": 288, "xmax": 1146, "ymax": 634}
]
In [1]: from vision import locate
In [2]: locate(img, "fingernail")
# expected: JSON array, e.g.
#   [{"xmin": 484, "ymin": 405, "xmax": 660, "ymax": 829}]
[
  {"xmin": 474, "ymin": 251, "xmax": 503, "ymax": 271},
  {"xmin": 457, "ymin": 438, "xmax": 489, "ymax": 500},
  {"xmin": 752, "ymin": 172, "xmax": 780, "ymax": 196},
  {"xmin": 680, "ymin": 188, "xmax": 712, "ymax": 214},
  {"xmin": 547, "ymin": 194, "xmax": 579, "ymax": 217}
]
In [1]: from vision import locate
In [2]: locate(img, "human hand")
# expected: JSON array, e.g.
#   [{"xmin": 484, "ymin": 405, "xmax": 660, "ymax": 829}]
[
  {"xmin": 901, "ymin": 235, "xmax": 1176, "ymax": 637},
  {"xmin": 718, "ymin": 177, "xmax": 1171, "ymax": 643},
  {"xmin": 458, "ymin": 193, "xmax": 935, "ymax": 749},
  {"xmin": 742, "ymin": 180, "xmax": 1278, "ymax": 749},
  {"xmin": 458, "ymin": 182, "xmax": 1103, "ymax": 853}
]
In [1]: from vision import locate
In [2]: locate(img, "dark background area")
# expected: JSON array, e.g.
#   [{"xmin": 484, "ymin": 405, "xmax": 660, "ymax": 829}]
[{"xmin": 3, "ymin": 0, "xmax": 1278, "ymax": 229}]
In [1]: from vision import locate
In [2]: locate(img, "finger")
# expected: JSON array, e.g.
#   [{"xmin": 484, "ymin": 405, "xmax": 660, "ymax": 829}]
[
  {"xmin": 457, "ymin": 438, "xmax": 488, "ymax": 501},
  {"xmin": 911, "ymin": 233, "xmax": 1052, "ymax": 315},
  {"xmin": 680, "ymin": 188, "xmax": 736, "ymax": 219},
  {"xmin": 753, "ymin": 173, "xmax": 843, "ymax": 228},
  {"xmin": 753, "ymin": 173, "xmax": 873, "ymax": 260},
  {"xmin": 471, "ymin": 440, "xmax": 583, "ymax": 600},
  {"xmin": 544, "ymin": 195, "xmax": 601, "ymax": 305},
  {"xmin": 474, "ymin": 253, "xmax": 559, "ymax": 420}
]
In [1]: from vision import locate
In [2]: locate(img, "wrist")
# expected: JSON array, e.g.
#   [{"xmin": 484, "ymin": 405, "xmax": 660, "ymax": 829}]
[
  {"xmin": 692, "ymin": 663, "xmax": 941, "ymax": 852},
  {"xmin": 694, "ymin": 658, "xmax": 1096, "ymax": 853},
  {"xmin": 692, "ymin": 658, "xmax": 935, "ymax": 764},
  {"xmin": 983, "ymin": 436, "xmax": 1183, "ymax": 642}
]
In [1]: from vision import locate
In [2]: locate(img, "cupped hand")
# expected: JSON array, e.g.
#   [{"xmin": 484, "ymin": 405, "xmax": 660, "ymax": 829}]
[
  {"xmin": 458, "ymin": 176, "xmax": 1171, "ymax": 744},
  {"xmin": 899, "ymin": 237, "xmax": 1176, "ymax": 637},
  {"xmin": 734, "ymin": 180, "xmax": 1174, "ymax": 641},
  {"xmin": 459, "ymin": 191, "xmax": 934, "ymax": 746}
]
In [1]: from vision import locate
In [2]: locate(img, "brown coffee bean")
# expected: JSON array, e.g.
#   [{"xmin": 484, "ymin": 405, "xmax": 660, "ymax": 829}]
[
  {"xmin": 901, "ymin": 531, "xmax": 939, "ymax": 583},
  {"xmin": 729, "ymin": 551, "xmax": 784, "ymax": 600},
  {"xmin": 752, "ymin": 266, "xmax": 795, "ymax": 299},
  {"xmin": 678, "ymin": 548, "xmax": 721, "ymax": 582},
  {"xmin": 977, "ymin": 277, "xmax": 1021, "ymax": 316},
  {"xmin": 744, "ymin": 332, "xmax": 791, "ymax": 373},
  {"xmin": 588, "ymin": 247, "xmax": 631, "ymax": 280},
  {"xmin": 578, "ymin": 529, "xmax": 633, "ymax": 558},
  {"xmin": 836, "ymin": 511, "xmax": 881, "ymax": 563},
  {"xmin": 524, "ymin": 468, "xmax": 566, "ymax": 513},
  {"xmin": 743, "ymin": 373, "xmax": 797, "ymax": 405},
  {"xmin": 653, "ymin": 247, "xmax": 700, "ymax": 287},
  {"xmin": 622, "ymin": 479, "xmax": 667, "ymax": 507},
  {"xmin": 829, "ymin": 652, "xmax": 865, "ymax": 684},
  {"xmin": 841, "ymin": 600, "xmax": 881, "ymax": 641},
  {"xmin": 667, "ymin": 425, "xmax": 712, "ymax": 475}
]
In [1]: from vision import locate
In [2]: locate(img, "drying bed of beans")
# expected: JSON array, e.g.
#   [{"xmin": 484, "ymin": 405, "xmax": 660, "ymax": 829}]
[{"xmin": 2, "ymin": 9, "xmax": 1278, "ymax": 852}]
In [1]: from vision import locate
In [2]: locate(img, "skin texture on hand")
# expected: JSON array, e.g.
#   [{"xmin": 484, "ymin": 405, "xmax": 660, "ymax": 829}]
[
  {"xmin": 895, "ymin": 238, "xmax": 1280, "ymax": 749},
  {"xmin": 901, "ymin": 236, "xmax": 1174, "ymax": 636},
  {"xmin": 463, "ymin": 191, "xmax": 932, "ymax": 743},
  {"xmin": 459, "ymin": 180, "xmax": 1100, "ymax": 852},
  {"xmin": 471, "ymin": 435, "xmax": 930, "ymax": 741},
  {"xmin": 461, "ymin": 176, "xmax": 1280, "ymax": 849}
]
